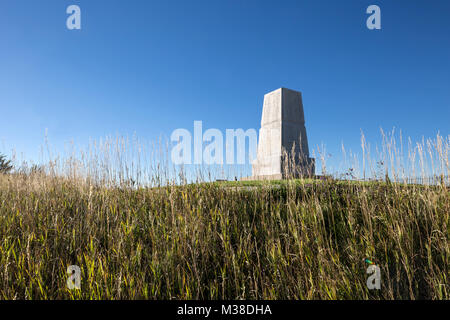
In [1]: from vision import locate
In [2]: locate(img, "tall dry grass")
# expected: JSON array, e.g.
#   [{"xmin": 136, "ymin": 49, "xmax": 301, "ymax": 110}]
[{"xmin": 0, "ymin": 131, "xmax": 448, "ymax": 299}]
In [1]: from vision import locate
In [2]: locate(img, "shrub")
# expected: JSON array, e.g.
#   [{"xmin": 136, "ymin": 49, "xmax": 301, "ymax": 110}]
[{"xmin": 0, "ymin": 153, "xmax": 13, "ymax": 174}]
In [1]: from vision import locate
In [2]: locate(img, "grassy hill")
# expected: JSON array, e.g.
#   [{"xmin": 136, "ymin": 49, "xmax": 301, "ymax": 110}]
[{"xmin": 0, "ymin": 173, "xmax": 448, "ymax": 299}]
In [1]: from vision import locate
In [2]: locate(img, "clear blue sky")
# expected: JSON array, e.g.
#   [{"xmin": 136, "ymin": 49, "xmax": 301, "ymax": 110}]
[{"xmin": 1, "ymin": 0, "xmax": 449, "ymax": 176}]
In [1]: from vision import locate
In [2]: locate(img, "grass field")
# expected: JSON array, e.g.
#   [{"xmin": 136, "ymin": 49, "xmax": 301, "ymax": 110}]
[{"xmin": 0, "ymin": 132, "xmax": 448, "ymax": 299}]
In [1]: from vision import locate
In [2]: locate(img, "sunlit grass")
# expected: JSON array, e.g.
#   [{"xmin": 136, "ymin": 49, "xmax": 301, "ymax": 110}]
[{"xmin": 0, "ymin": 131, "xmax": 448, "ymax": 300}]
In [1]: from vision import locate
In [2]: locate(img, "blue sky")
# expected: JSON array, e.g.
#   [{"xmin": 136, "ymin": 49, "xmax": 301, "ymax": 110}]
[{"xmin": 1, "ymin": 0, "xmax": 449, "ymax": 177}]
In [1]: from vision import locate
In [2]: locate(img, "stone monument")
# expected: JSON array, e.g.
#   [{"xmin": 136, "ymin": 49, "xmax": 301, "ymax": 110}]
[{"xmin": 246, "ymin": 88, "xmax": 315, "ymax": 180}]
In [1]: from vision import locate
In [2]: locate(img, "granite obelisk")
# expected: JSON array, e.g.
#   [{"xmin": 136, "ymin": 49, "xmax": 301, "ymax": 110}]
[{"xmin": 248, "ymin": 88, "xmax": 315, "ymax": 180}]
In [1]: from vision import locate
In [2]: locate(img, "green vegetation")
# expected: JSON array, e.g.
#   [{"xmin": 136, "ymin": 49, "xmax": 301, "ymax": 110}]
[
  {"xmin": 212, "ymin": 178, "xmax": 318, "ymax": 187},
  {"xmin": 0, "ymin": 153, "xmax": 13, "ymax": 174},
  {"xmin": 0, "ymin": 132, "xmax": 448, "ymax": 299},
  {"xmin": 0, "ymin": 174, "xmax": 448, "ymax": 299}
]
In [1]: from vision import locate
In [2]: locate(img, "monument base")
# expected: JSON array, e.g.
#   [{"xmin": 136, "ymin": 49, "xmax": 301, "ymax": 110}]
[
  {"xmin": 242, "ymin": 159, "xmax": 315, "ymax": 181},
  {"xmin": 246, "ymin": 156, "xmax": 315, "ymax": 181},
  {"xmin": 241, "ymin": 174, "xmax": 283, "ymax": 181}
]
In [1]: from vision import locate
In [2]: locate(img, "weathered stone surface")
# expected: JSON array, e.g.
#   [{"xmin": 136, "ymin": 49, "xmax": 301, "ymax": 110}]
[{"xmin": 247, "ymin": 88, "xmax": 315, "ymax": 180}]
